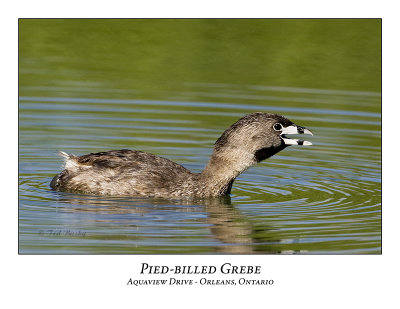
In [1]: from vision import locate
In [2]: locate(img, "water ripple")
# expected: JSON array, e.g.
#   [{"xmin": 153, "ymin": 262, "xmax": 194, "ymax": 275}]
[{"xmin": 19, "ymin": 86, "xmax": 381, "ymax": 254}]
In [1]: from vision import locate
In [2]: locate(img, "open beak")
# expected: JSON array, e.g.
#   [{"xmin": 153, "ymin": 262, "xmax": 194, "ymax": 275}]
[{"xmin": 281, "ymin": 125, "xmax": 313, "ymax": 146}]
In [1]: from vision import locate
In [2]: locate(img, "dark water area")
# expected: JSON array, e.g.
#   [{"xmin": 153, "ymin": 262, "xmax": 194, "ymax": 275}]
[{"xmin": 19, "ymin": 19, "xmax": 381, "ymax": 254}]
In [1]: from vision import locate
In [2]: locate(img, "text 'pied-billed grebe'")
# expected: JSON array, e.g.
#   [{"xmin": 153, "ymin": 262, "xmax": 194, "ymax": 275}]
[{"xmin": 50, "ymin": 112, "xmax": 313, "ymax": 198}]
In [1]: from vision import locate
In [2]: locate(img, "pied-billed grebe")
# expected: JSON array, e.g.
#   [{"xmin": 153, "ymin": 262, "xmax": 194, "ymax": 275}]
[{"xmin": 50, "ymin": 112, "xmax": 313, "ymax": 198}]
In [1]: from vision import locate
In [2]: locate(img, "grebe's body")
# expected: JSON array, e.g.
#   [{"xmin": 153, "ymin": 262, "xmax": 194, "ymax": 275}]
[{"xmin": 50, "ymin": 113, "xmax": 312, "ymax": 198}]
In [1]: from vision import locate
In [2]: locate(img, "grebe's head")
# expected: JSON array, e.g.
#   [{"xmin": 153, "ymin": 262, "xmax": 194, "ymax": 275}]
[{"xmin": 214, "ymin": 112, "xmax": 313, "ymax": 162}]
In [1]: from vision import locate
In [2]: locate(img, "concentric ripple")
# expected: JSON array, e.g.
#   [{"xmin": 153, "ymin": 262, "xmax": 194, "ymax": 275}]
[{"xmin": 19, "ymin": 83, "xmax": 381, "ymax": 254}]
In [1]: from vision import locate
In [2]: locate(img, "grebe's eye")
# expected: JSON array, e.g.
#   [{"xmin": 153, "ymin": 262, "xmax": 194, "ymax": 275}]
[{"xmin": 273, "ymin": 123, "xmax": 283, "ymax": 131}]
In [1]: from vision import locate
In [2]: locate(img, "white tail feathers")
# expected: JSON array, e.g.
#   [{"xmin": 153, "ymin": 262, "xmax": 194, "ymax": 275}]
[
  {"xmin": 58, "ymin": 151, "xmax": 70, "ymax": 159},
  {"xmin": 57, "ymin": 151, "xmax": 88, "ymax": 170},
  {"xmin": 58, "ymin": 151, "xmax": 76, "ymax": 169}
]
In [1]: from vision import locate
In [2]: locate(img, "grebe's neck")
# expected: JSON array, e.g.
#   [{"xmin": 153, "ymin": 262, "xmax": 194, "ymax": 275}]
[{"xmin": 199, "ymin": 148, "xmax": 256, "ymax": 196}]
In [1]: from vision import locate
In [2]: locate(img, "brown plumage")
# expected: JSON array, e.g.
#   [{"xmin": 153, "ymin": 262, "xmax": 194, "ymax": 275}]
[{"xmin": 50, "ymin": 113, "xmax": 313, "ymax": 198}]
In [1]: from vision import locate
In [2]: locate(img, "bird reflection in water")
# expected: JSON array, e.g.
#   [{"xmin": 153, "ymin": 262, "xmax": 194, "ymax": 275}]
[{"xmin": 52, "ymin": 192, "xmax": 258, "ymax": 254}]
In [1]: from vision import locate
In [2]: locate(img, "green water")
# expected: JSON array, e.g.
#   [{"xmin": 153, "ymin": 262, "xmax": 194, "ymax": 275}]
[
  {"xmin": 19, "ymin": 19, "xmax": 381, "ymax": 254},
  {"xmin": 20, "ymin": 19, "xmax": 381, "ymax": 95}
]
